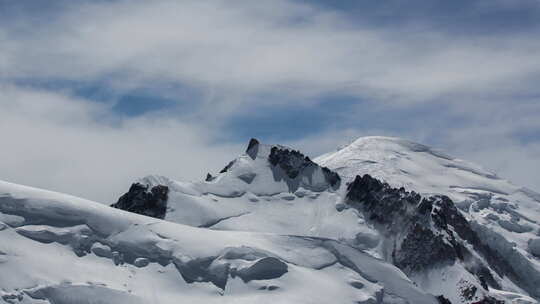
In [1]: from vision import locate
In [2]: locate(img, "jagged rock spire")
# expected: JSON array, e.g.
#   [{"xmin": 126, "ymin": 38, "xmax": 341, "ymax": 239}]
[{"xmin": 246, "ymin": 138, "xmax": 260, "ymax": 160}]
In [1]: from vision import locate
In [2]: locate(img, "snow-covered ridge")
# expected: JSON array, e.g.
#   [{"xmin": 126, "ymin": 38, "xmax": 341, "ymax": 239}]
[
  {"xmin": 317, "ymin": 136, "xmax": 540, "ymax": 301},
  {"xmin": 0, "ymin": 179, "xmax": 436, "ymax": 304},
  {"xmin": 115, "ymin": 136, "xmax": 540, "ymax": 303},
  {"xmin": 2, "ymin": 136, "xmax": 540, "ymax": 303}
]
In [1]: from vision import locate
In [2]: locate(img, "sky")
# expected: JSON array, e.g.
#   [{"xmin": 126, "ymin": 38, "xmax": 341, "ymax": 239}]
[{"xmin": 1, "ymin": 0, "xmax": 539, "ymax": 203}]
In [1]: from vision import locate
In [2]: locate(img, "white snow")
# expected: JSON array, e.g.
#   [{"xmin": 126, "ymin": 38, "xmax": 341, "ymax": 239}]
[
  {"xmin": 316, "ymin": 136, "xmax": 540, "ymax": 302},
  {"xmin": 136, "ymin": 136, "xmax": 540, "ymax": 302},
  {"xmin": 0, "ymin": 179, "xmax": 435, "ymax": 304}
]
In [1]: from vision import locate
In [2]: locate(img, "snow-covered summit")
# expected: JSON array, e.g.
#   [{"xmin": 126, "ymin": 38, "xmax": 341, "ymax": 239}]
[
  {"xmin": 317, "ymin": 136, "xmax": 499, "ymax": 192},
  {"xmin": 201, "ymin": 138, "xmax": 340, "ymax": 195},
  {"xmin": 121, "ymin": 139, "xmax": 350, "ymax": 238},
  {"xmin": 317, "ymin": 136, "xmax": 540, "ymax": 301},
  {"xmin": 2, "ymin": 135, "xmax": 540, "ymax": 303},
  {"xmin": 113, "ymin": 136, "xmax": 540, "ymax": 303}
]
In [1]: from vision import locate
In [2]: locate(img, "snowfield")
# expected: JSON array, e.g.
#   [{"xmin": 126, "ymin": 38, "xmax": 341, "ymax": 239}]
[
  {"xmin": 0, "ymin": 179, "xmax": 435, "ymax": 304},
  {"xmin": 1, "ymin": 136, "xmax": 539, "ymax": 303}
]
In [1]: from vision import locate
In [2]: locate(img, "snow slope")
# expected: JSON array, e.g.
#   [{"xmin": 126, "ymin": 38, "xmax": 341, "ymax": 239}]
[
  {"xmin": 316, "ymin": 136, "xmax": 540, "ymax": 273},
  {"xmin": 136, "ymin": 141, "xmax": 368, "ymax": 245},
  {"xmin": 127, "ymin": 136, "xmax": 540, "ymax": 303},
  {"xmin": 316, "ymin": 136, "xmax": 540, "ymax": 302},
  {"xmin": 0, "ymin": 179, "xmax": 436, "ymax": 304},
  {"xmin": 2, "ymin": 136, "xmax": 539, "ymax": 303}
]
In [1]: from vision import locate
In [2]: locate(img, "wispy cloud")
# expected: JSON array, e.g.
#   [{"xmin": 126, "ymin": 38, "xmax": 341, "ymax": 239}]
[
  {"xmin": 0, "ymin": 0, "xmax": 539, "ymax": 199},
  {"xmin": 2, "ymin": 0, "xmax": 540, "ymax": 105},
  {"xmin": 0, "ymin": 85, "xmax": 241, "ymax": 202}
]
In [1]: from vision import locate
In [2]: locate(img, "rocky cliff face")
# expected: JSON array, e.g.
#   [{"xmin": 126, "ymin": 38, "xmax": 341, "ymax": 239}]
[
  {"xmin": 345, "ymin": 174, "xmax": 526, "ymax": 302},
  {"xmin": 110, "ymin": 183, "xmax": 169, "ymax": 219},
  {"xmin": 267, "ymin": 145, "xmax": 341, "ymax": 192}
]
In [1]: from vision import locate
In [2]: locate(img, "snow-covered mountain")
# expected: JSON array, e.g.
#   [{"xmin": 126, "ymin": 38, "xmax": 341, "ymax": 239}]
[
  {"xmin": 1, "ymin": 136, "xmax": 539, "ymax": 303},
  {"xmin": 317, "ymin": 137, "xmax": 540, "ymax": 302},
  {"xmin": 0, "ymin": 179, "xmax": 435, "ymax": 304}
]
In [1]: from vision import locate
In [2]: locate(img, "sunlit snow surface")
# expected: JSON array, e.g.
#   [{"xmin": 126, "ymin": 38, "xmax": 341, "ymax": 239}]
[
  {"xmin": 316, "ymin": 136, "xmax": 540, "ymax": 303},
  {"xmin": 1, "ymin": 136, "xmax": 539, "ymax": 303},
  {"xmin": 0, "ymin": 179, "xmax": 435, "ymax": 304},
  {"xmin": 141, "ymin": 137, "xmax": 539, "ymax": 303}
]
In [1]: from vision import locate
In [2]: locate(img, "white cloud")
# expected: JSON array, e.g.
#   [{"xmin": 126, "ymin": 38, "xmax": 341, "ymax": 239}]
[
  {"xmin": 0, "ymin": 0, "xmax": 539, "ymax": 198},
  {"xmin": 2, "ymin": 0, "xmax": 540, "ymax": 108},
  {"xmin": 0, "ymin": 85, "xmax": 241, "ymax": 203}
]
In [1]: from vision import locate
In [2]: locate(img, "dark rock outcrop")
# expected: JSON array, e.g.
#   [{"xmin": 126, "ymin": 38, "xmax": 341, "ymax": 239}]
[
  {"xmin": 268, "ymin": 146, "xmax": 340, "ymax": 192},
  {"xmin": 219, "ymin": 160, "xmax": 235, "ymax": 174},
  {"xmin": 208, "ymin": 139, "xmax": 341, "ymax": 193},
  {"xmin": 111, "ymin": 183, "xmax": 169, "ymax": 219},
  {"xmin": 395, "ymin": 223, "xmax": 456, "ymax": 272},
  {"xmin": 345, "ymin": 174, "xmax": 504, "ymax": 289},
  {"xmin": 246, "ymin": 138, "xmax": 260, "ymax": 160},
  {"xmin": 436, "ymin": 295, "xmax": 452, "ymax": 304}
]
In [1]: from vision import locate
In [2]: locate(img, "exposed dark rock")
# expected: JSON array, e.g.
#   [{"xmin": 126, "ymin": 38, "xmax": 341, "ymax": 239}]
[
  {"xmin": 219, "ymin": 160, "xmax": 235, "ymax": 174},
  {"xmin": 436, "ymin": 295, "xmax": 452, "ymax": 304},
  {"xmin": 268, "ymin": 146, "xmax": 340, "ymax": 192},
  {"xmin": 205, "ymin": 173, "xmax": 214, "ymax": 182},
  {"xmin": 322, "ymin": 167, "xmax": 341, "ymax": 189},
  {"xmin": 345, "ymin": 174, "xmax": 505, "ymax": 290},
  {"xmin": 432, "ymin": 196, "xmax": 514, "ymax": 289},
  {"xmin": 246, "ymin": 138, "xmax": 260, "ymax": 160},
  {"xmin": 394, "ymin": 223, "xmax": 456, "ymax": 272},
  {"xmin": 345, "ymin": 174, "xmax": 420, "ymax": 226},
  {"xmin": 460, "ymin": 281, "xmax": 477, "ymax": 301},
  {"xmin": 110, "ymin": 183, "xmax": 168, "ymax": 219},
  {"xmin": 268, "ymin": 146, "xmax": 308, "ymax": 178}
]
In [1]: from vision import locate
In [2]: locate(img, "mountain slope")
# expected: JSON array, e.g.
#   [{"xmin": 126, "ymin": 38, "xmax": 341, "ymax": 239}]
[
  {"xmin": 112, "ymin": 136, "xmax": 540, "ymax": 303},
  {"xmin": 0, "ymin": 179, "xmax": 436, "ymax": 304},
  {"xmin": 2, "ymin": 136, "xmax": 539, "ymax": 303},
  {"xmin": 316, "ymin": 136, "xmax": 540, "ymax": 301}
]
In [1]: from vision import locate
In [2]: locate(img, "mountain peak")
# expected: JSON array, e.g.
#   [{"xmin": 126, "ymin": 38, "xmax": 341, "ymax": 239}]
[
  {"xmin": 5, "ymin": 135, "xmax": 539, "ymax": 303},
  {"xmin": 206, "ymin": 139, "xmax": 341, "ymax": 195},
  {"xmin": 246, "ymin": 138, "xmax": 260, "ymax": 160},
  {"xmin": 338, "ymin": 136, "xmax": 453, "ymax": 160}
]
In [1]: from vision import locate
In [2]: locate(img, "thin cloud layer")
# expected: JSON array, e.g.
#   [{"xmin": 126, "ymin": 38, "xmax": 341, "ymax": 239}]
[
  {"xmin": 0, "ymin": 0, "xmax": 539, "ymax": 200},
  {"xmin": 2, "ymin": 0, "xmax": 540, "ymax": 105},
  {"xmin": 0, "ymin": 85, "xmax": 241, "ymax": 202}
]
